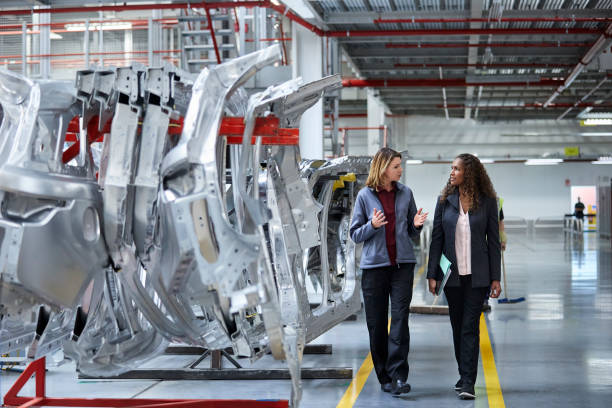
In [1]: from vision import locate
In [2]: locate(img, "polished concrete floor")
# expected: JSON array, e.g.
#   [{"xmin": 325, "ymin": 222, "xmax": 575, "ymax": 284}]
[{"xmin": 1, "ymin": 229, "xmax": 611, "ymax": 407}]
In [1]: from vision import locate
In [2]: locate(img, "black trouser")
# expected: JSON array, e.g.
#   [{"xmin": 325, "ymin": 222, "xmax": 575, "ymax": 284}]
[
  {"xmin": 444, "ymin": 275, "xmax": 489, "ymax": 386},
  {"xmin": 361, "ymin": 263, "xmax": 415, "ymax": 384}
]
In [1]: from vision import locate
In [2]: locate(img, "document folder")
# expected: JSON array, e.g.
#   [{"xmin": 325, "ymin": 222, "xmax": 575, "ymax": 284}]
[{"xmin": 436, "ymin": 254, "xmax": 452, "ymax": 296}]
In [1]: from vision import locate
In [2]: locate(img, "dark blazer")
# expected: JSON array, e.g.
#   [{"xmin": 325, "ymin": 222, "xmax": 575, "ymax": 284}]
[{"xmin": 426, "ymin": 191, "xmax": 501, "ymax": 288}]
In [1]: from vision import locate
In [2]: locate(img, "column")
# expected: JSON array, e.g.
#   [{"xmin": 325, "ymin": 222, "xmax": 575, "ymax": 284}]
[{"xmin": 291, "ymin": 23, "xmax": 323, "ymax": 160}]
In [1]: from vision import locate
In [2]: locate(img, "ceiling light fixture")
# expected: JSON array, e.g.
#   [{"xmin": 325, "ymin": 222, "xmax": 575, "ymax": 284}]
[
  {"xmin": 524, "ymin": 158, "xmax": 563, "ymax": 165},
  {"xmin": 404, "ymin": 160, "xmax": 423, "ymax": 164},
  {"xmin": 592, "ymin": 156, "xmax": 612, "ymax": 164},
  {"xmin": 581, "ymin": 118, "xmax": 612, "ymax": 126},
  {"xmin": 580, "ymin": 132, "xmax": 612, "ymax": 137}
]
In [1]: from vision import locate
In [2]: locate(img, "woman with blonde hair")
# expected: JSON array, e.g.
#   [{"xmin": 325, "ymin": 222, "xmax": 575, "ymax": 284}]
[
  {"xmin": 426, "ymin": 153, "xmax": 501, "ymax": 400},
  {"xmin": 350, "ymin": 147, "xmax": 428, "ymax": 396}
]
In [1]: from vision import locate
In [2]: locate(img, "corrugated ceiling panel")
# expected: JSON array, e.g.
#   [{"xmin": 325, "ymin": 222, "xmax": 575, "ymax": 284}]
[
  {"xmin": 595, "ymin": 0, "xmax": 612, "ymax": 8},
  {"xmin": 370, "ymin": 0, "xmax": 393, "ymax": 11},
  {"xmin": 394, "ymin": 0, "xmax": 418, "ymax": 11}
]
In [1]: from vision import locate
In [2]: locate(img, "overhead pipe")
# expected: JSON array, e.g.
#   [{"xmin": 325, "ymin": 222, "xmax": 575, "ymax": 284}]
[
  {"xmin": 436, "ymin": 102, "xmax": 612, "ymax": 109},
  {"xmin": 557, "ymin": 77, "xmax": 608, "ymax": 120},
  {"xmin": 544, "ymin": 23, "xmax": 612, "ymax": 107},
  {"xmin": 385, "ymin": 42, "xmax": 594, "ymax": 48},
  {"xmin": 325, "ymin": 28, "xmax": 602, "ymax": 37},
  {"xmin": 374, "ymin": 17, "xmax": 612, "ymax": 24},
  {"xmin": 341, "ymin": 78, "xmax": 564, "ymax": 88},
  {"xmin": 0, "ymin": 2, "xmax": 603, "ymax": 38},
  {"xmin": 0, "ymin": 2, "xmax": 270, "ymax": 16},
  {"xmin": 439, "ymin": 67, "xmax": 449, "ymax": 120},
  {"xmin": 393, "ymin": 63, "xmax": 574, "ymax": 68}
]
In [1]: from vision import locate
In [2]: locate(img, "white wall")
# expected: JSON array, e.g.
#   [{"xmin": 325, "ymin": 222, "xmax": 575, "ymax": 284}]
[{"xmin": 403, "ymin": 161, "xmax": 612, "ymax": 220}]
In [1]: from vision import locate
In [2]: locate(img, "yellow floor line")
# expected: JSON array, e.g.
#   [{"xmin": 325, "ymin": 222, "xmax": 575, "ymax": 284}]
[
  {"xmin": 413, "ymin": 262, "xmax": 426, "ymax": 288},
  {"xmin": 336, "ymin": 320, "xmax": 391, "ymax": 408},
  {"xmin": 337, "ymin": 261, "xmax": 425, "ymax": 408},
  {"xmin": 479, "ymin": 314, "xmax": 506, "ymax": 408}
]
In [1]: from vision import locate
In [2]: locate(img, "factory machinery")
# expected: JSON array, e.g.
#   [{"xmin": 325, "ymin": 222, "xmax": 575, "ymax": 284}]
[{"xmin": 0, "ymin": 44, "xmax": 371, "ymax": 407}]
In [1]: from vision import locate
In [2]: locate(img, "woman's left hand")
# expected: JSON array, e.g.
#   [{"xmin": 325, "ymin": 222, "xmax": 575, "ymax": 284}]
[
  {"xmin": 490, "ymin": 280, "xmax": 502, "ymax": 298},
  {"xmin": 413, "ymin": 208, "xmax": 429, "ymax": 227}
]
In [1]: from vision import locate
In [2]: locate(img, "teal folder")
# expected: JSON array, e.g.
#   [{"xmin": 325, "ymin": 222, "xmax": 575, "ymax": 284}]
[{"xmin": 436, "ymin": 254, "xmax": 452, "ymax": 296}]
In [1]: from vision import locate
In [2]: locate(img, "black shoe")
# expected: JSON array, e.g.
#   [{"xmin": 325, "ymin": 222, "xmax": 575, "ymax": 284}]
[
  {"xmin": 391, "ymin": 379, "xmax": 411, "ymax": 396},
  {"xmin": 454, "ymin": 379, "xmax": 462, "ymax": 391},
  {"xmin": 458, "ymin": 384, "xmax": 475, "ymax": 400},
  {"xmin": 381, "ymin": 382, "xmax": 392, "ymax": 393}
]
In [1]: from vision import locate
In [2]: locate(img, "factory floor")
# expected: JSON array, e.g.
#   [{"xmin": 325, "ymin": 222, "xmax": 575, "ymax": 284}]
[{"xmin": 1, "ymin": 229, "xmax": 611, "ymax": 407}]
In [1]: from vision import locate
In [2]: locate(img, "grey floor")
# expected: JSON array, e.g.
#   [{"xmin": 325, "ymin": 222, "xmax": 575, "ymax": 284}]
[{"xmin": 1, "ymin": 229, "xmax": 611, "ymax": 407}]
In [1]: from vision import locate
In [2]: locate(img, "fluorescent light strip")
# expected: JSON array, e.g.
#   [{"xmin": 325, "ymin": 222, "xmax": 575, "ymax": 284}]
[
  {"xmin": 582, "ymin": 118, "xmax": 612, "ymax": 126},
  {"xmin": 524, "ymin": 158, "xmax": 563, "ymax": 165},
  {"xmin": 580, "ymin": 132, "xmax": 612, "ymax": 137},
  {"xmin": 404, "ymin": 159, "xmax": 423, "ymax": 164}
]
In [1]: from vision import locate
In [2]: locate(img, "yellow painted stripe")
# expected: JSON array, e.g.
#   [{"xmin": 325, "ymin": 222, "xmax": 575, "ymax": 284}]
[
  {"xmin": 479, "ymin": 314, "xmax": 506, "ymax": 408},
  {"xmin": 336, "ymin": 352, "xmax": 374, "ymax": 408},
  {"xmin": 413, "ymin": 262, "xmax": 426, "ymax": 288},
  {"xmin": 336, "ymin": 319, "xmax": 391, "ymax": 408}
]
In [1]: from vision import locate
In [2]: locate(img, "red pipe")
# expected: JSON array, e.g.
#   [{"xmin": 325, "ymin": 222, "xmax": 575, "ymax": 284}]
[
  {"xmin": 266, "ymin": 2, "xmax": 324, "ymax": 36},
  {"xmin": 394, "ymin": 63, "xmax": 574, "ymax": 68},
  {"xmin": 342, "ymin": 78, "xmax": 564, "ymax": 87},
  {"xmin": 438, "ymin": 102, "xmax": 612, "ymax": 109},
  {"xmin": 386, "ymin": 42, "xmax": 593, "ymax": 48},
  {"xmin": 1, "ymin": 2, "xmax": 602, "ymax": 39},
  {"xmin": 0, "ymin": 1, "xmax": 269, "ymax": 16},
  {"xmin": 326, "ymin": 28, "xmax": 602, "ymax": 37},
  {"xmin": 374, "ymin": 17, "xmax": 612, "ymax": 24},
  {"xmin": 205, "ymin": 7, "xmax": 222, "ymax": 64}
]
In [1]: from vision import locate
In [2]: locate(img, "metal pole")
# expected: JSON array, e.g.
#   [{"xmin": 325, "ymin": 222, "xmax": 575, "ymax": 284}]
[
  {"xmin": 84, "ymin": 19, "xmax": 89, "ymax": 68},
  {"xmin": 21, "ymin": 21, "xmax": 26, "ymax": 75},
  {"xmin": 148, "ymin": 16, "xmax": 153, "ymax": 66},
  {"xmin": 98, "ymin": 12, "xmax": 104, "ymax": 67}
]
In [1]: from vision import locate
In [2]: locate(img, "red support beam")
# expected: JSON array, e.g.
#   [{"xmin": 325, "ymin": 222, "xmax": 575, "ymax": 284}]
[
  {"xmin": 374, "ymin": 17, "xmax": 612, "ymax": 24},
  {"xmin": 4, "ymin": 357, "xmax": 288, "ymax": 408},
  {"xmin": 62, "ymin": 116, "xmax": 299, "ymax": 164},
  {"xmin": 0, "ymin": 1, "xmax": 270, "ymax": 16},
  {"xmin": 438, "ymin": 102, "xmax": 612, "ymax": 109},
  {"xmin": 341, "ymin": 78, "xmax": 564, "ymax": 87},
  {"xmin": 325, "ymin": 28, "xmax": 602, "ymax": 37},
  {"xmin": 394, "ymin": 63, "xmax": 574, "ymax": 68},
  {"xmin": 385, "ymin": 42, "xmax": 594, "ymax": 48}
]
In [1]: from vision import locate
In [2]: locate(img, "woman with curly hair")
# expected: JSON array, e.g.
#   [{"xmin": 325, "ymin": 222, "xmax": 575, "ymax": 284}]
[{"xmin": 426, "ymin": 153, "xmax": 502, "ymax": 400}]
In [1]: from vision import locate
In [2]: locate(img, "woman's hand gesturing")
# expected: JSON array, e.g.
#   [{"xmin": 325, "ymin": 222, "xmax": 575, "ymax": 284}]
[
  {"xmin": 414, "ymin": 208, "xmax": 429, "ymax": 227},
  {"xmin": 371, "ymin": 208, "xmax": 387, "ymax": 229}
]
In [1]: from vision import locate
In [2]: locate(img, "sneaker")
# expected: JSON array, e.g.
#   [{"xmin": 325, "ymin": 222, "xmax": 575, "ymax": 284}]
[
  {"xmin": 454, "ymin": 379, "xmax": 462, "ymax": 391},
  {"xmin": 458, "ymin": 384, "xmax": 475, "ymax": 400},
  {"xmin": 391, "ymin": 379, "xmax": 411, "ymax": 396},
  {"xmin": 381, "ymin": 382, "xmax": 392, "ymax": 393}
]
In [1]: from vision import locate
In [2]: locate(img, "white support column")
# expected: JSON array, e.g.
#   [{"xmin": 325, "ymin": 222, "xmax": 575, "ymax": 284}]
[
  {"xmin": 38, "ymin": 7, "xmax": 51, "ymax": 79},
  {"xmin": 292, "ymin": 23, "xmax": 323, "ymax": 160},
  {"xmin": 367, "ymin": 89, "xmax": 385, "ymax": 155},
  {"xmin": 84, "ymin": 19, "xmax": 90, "ymax": 68},
  {"xmin": 98, "ymin": 11, "xmax": 104, "ymax": 67}
]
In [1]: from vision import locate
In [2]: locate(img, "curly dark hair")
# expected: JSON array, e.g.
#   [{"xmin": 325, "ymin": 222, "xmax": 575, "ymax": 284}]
[{"xmin": 439, "ymin": 153, "xmax": 497, "ymax": 212}]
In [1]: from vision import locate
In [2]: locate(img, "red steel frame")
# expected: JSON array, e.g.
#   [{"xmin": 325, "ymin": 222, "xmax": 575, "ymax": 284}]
[
  {"xmin": 3, "ymin": 357, "xmax": 289, "ymax": 408},
  {"xmin": 62, "ymin": 116, "xmax": 299, "ymax": 164}
]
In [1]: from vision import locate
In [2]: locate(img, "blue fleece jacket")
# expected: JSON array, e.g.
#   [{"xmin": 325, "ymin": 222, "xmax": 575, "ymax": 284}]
[{"xmin": 349, "ymin": 182, "xmax": 422, "ymax": 269}]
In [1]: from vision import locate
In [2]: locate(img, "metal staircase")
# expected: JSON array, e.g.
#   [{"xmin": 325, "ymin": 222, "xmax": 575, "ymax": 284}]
[{"xmin": 179, "ymin": 8, "xmax": 238, "ymax": 72}]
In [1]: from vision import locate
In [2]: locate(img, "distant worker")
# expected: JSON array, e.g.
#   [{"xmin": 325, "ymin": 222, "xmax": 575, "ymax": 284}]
[{"xmin": 574, "ymin": 197, "xmax": 585, "ymax": 232}]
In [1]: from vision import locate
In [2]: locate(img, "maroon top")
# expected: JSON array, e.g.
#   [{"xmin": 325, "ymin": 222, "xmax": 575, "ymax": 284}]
[{"xmin": 377, "ymin": 183, "xmax": 397, "ymax": 265}]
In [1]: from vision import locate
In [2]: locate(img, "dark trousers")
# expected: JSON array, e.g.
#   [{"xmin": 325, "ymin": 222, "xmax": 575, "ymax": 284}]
[
  {"xmin": 444, "ymin": 275, "xmax": 489, "ymax": 386},
  {"xmin": 361, "ymin": 263, "xmax": 415, "ymax": 384}
]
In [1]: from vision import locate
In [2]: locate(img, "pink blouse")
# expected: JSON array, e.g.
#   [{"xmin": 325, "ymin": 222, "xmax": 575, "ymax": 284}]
[{"xmin": 455, "ymin": 200, "xmax": 472, "ymax": 276}]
